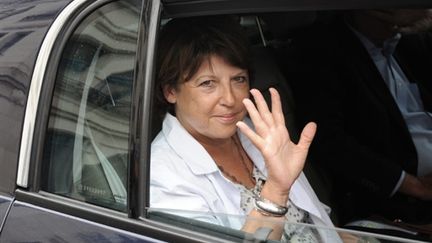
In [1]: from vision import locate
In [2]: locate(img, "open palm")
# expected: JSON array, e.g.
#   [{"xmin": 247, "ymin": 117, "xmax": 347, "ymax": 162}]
[{"xmin": 237, "ymin": 88, "xmax": 316, "ymax": 195}]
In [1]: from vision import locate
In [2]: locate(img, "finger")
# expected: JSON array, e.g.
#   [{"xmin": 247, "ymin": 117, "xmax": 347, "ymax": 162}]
[
  {"xmin": 236, "ymin": 121, "xmax": 264, "ymax": 149},
  {"xmin": 250, "ymin": 89, "xmax": 274, "ymax": 127},
  {"xmin": 269, "ymin": 88, "xmax": 285, "ymax": 126},
  {"xmin": 297, "ymin": 122, "xmax": 317, "ymax": 150},
  {"xmin": 243, "ymin": 98, "xmax": 268, "ymax": 135}
]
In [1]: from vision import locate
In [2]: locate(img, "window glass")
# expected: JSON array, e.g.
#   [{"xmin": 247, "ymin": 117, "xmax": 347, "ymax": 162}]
[
  {"xmin": 42, "ymin": 0, "xmax": 141, "ymax": 212},
  {"xmin": 147, "ymin": 209, "xmax": 418, "ymax": 242}
]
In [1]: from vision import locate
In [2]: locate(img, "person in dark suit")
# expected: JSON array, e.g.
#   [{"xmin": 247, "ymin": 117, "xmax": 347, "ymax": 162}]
[{"xmin": 289, "ymin": 9, "xmax": 432, "ymax": 225}]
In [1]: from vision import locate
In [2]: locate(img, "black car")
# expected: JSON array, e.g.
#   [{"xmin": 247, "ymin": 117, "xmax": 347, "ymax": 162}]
[{"xmin": 0, "ymin": 0, "xmax": 431, "ymax": 242}]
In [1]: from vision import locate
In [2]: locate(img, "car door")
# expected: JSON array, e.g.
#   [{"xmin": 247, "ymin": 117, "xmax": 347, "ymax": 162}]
[
  {"xmin": 0, "ymin": 0, "xmax": 163, "ymax": 241},
  {"xmin": 0, "ymin": 0, "xmax": 75, "ymax": 233}
]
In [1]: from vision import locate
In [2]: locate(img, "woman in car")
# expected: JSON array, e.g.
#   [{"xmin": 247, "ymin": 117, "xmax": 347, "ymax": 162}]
[{"xmin": 150, "ymin": 16, "xmax": 341, "ymax": 242}]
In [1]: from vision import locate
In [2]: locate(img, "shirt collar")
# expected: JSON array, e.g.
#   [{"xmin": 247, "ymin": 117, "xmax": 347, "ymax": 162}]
[
  {"xmin": 382, "ymin": 33, "xmax": 401, "ymax": 57},
  {"xmin": 347, "ymin": 22, "xmax": 401, "ymax": 58},
  {"xmin": 162, "ymin": 113, "xmax": 218, "ymax": 175},
  {"xmin": 162, "ymin": 113, "xmax": 266, "ymax": 176}
]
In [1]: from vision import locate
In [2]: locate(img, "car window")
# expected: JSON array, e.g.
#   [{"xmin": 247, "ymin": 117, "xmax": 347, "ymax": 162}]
[
  {"xmin": 41, "ymin": 0, "xmax": 141, "ymax": 212},
  {"xmin": 147, "ymin": 11, "xmax": 432, "ymax": 242}
]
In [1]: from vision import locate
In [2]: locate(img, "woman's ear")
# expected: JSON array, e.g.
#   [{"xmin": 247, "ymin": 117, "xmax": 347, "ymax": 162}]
[{"xmin": 163, "ymin": 85, "xmax": 177, "ymax": 104}]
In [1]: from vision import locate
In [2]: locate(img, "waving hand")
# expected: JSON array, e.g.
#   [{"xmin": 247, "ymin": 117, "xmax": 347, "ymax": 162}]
[{"xmin": 236, "ymin": 88, "xmax": 316, "ymax": 197}]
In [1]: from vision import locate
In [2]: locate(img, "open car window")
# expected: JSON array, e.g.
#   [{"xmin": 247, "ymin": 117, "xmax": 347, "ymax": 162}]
[{"xmin": 147, "ymin": 9, "xmax": 432, "ymax": 243}]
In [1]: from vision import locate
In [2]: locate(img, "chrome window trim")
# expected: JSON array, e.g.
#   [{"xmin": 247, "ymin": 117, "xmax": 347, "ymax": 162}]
[
  {"xmin": 17, "ymin": 0, "xmax": 90, "ymax": 188},
  {"xmin": 138, "ymin": 0, "xmax": 161, "ymax": 213}
]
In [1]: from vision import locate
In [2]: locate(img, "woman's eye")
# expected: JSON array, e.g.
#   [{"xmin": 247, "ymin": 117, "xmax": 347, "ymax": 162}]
[
  {"xmin": 233, "ymin": 76, "xmax": 247, "ymax": 83},
  {"xmin": 199, "ymin": 80, "xmax": 213, "ymax": 87}
]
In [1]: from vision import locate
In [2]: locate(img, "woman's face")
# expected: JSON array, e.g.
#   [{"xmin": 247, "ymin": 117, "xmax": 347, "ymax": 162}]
[{"xmin": 164, "ymin": 55, "xmax": 249, "ymax": 143}]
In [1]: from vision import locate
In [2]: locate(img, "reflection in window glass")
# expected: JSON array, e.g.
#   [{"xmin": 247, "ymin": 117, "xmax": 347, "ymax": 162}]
[
  {"xmin": 148, "ymin": 209, "xmax": 416, "ymax": 243},
  {"xmin": 42, "ymin": 0, "xmax": 141, "ymax": 212}
]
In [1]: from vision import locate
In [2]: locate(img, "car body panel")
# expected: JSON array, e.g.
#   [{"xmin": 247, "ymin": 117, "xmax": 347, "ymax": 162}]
[
  {"xmin": 0, "ymin": 195, "xmax": 12, "ymax": 231},
  {"xmin": 0, "ymin": 200, "xmax": 163, "ymax": 242},
  {"xmin": 0, "ymin": 0, "xmax": 72, "ymax": 194},
  {"xmin": 0, "ymin": 0, "xmax": 164, "ymax": 241}
]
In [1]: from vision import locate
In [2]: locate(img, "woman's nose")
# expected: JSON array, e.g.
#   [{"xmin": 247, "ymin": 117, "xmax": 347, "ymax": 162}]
[{"xmin": 219, "ymin": 84, "xmax": 235, "ymax": 106}]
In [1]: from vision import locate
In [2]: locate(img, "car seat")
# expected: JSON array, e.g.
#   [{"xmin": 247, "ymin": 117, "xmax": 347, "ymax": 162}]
[{"xmin": 251, "ymin": 14, "xmax": 339, "ymax": 224}]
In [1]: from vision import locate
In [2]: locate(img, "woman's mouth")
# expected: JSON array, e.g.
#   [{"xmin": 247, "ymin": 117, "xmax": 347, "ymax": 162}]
[{"xmin": 216, "ymin": 113, "xmax": 238, "ymax": 123}]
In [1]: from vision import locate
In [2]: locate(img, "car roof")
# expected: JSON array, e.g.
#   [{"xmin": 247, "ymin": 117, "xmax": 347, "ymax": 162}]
[{"xmin": 161, "ymin": 0, "xmax": 432, "ymax": 18}]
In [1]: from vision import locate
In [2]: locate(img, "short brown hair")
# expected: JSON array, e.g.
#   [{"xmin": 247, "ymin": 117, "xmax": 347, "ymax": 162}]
[{"xmin": 155, "ymin": 16, "xmax": 253, "ymax": 116}]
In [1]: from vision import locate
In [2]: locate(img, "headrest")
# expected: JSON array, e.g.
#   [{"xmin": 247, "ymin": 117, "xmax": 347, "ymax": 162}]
[{"xmin": 260, "ymin": 11, "xmax": 317, "ymax": 39}]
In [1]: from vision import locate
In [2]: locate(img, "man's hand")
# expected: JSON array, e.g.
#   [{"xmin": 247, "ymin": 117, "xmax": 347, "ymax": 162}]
[
  {"xmin": 399, "ymin": 173, "xmax": 432, "ymax": 200},
  {"xmin": 367, "ymin": 9, "xmax": 432, "ymax": 33}
]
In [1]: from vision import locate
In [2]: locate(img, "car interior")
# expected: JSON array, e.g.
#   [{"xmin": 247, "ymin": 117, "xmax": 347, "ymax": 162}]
[{"xmin": 147, "ymin": 10, "xmax": 432, "ymax": 242}]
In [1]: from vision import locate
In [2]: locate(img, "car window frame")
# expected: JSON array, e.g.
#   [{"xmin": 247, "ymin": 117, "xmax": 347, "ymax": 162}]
[
  {"xmin": 14, "ymin": 0, "xmax": 160, "ymax": 237},
  {"xmin": 144, "ymin": 1, "xmax": 432, "ymax": 242},
  {"xmin": 23, "ymin": 0, "xmax": 138, "ymax": 194},
  {"xmin": 161, "ymin": 0, "xmax": 432, "ymax": 18}
]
